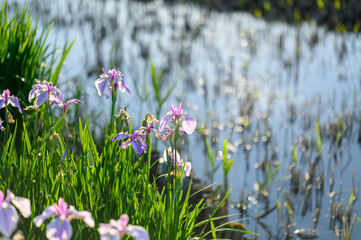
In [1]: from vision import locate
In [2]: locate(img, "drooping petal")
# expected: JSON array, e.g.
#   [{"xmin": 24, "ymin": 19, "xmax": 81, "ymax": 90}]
[
  {"xmin": 120, "ymin": 140, "xmax": 132, "ymax": 149},
  {"xmin": 95, "ymin": 77, "xmax": 110, "ymax": 96},
  {"xmin": 52, "ymin": 98, "xmax": 63, "ymax": 108},
  {"xmin": 126, "ymin": 225, "xmax": 150, "ymax": 240},
  {"xmin": 0, "ymin": 99, "xmax": 4, "ymax": 109},
  {"xmin": 36, "ymin": 91, "xmax": 49, "ymax": 106},
  {"xmin": 159, "ymin": 112, "xmax": 174, "ymax": 132},
  {"xmin": 118, "ymin": 75, "xmax": 131, "ymax": 94},
  {"xmin": 79, "ymin": 211, "xmax": 95, "ymax": 227},
  {"xmin": 49, "ymin": 94, "xmax": 60, "ymax": 103},
  {"xmin": 125, "ymin": 86, "xmax": 132, "ymax": 94},
  {"xmin": 0, "ymin": 203, "xmax": 19, "ymax": 237},
  {"xmin": 112, "ymin": 132, "xmax": 130, "ymax": 142},
  {"xmin": 33, "ymin": 206, "xmax": 57, "ymax": 227},
  {"xmin": 61, "ymin": 99, "xmax": 81, "ymax": 113},
  {"xmin": 118, "ymin": 79, "xmax": 126, "ymax": 93},
  {"xmin": 131, "ymin": 139, "xmax": 147, "ymax": 156},
  {"xmin": 68, "ymin": 206, "xmax": 94, "ymax": 227},
  {"xmin": 98, "ymin": 224, "xmax": 120, "ymax": 240},
  {"xmin": 64, "ymin": 99, "xmax": 81, "ymax": 106},
  {"xmin": 28, "ymin": 88, "xmax": 36, "ymax": 102},
  {"xmin": 10, "ymin": 196, "xmax": 31, "ymax": 218},
  {"xmin": 8, "ymin": 96, "xmax": 22, "ymax": 113},
  {"xmin": 51, "ymin": 87, "xmax": 63, "ymax": 101},
  {"xmin": 46, "ymin": 216, "xmax": 73, "ymax": 240},
  {"xmin": 181, "ymin": 113, "xmax": 196, "ymax": 134},
  {"xmin": 184, "ymin": 162, "xmax": 192, "ymax": 177},
  {"xmin": 105, "ymin": 87, "xmax": 112, "ymax": 99}
]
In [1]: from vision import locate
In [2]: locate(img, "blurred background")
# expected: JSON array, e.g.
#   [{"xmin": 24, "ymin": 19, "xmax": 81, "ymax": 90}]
[{"xmin": 5, "ymin": 0, "xmax": 361, "ymax": 239}]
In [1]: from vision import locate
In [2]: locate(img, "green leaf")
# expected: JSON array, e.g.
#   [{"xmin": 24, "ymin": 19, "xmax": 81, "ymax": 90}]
[
  {"xmin": 349, "ymin": 191, "xmax": 355, "ymax": 205},
  {"xmin": 259, "ymin": 163, "xmax": 281, "ymax": 192},
  {"xmin": 150, "ymin": 57, "xmax": 160, "ymax": 103},
  {"xmin": 225, "ymin": 160, "xmax": 234, "ymax": 174},
  {"xmin": 210, "ymin": 216, "xmax": 217, "ymax": 239},
  {"xmin": 292, "ymin": 145, "xmax": 298, "ymax": 163},
  {"xmin": 315, "ymin": 120, "xmax": 322, "ymax": 153}
]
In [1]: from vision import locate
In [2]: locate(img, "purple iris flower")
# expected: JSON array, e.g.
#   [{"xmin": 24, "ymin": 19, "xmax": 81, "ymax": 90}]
[
  {"xmin": 0, "ymin": 90, "xmax": 22, "ymax": 113},
  {"xmin": 29, "ymin": 79, "xmax": 62, "ymax": 106},
  {"xmin": 52, "ymin": 98, "xmax": 81, "ymax": 115},
  {"xmin": 33, "ymin": 198, "xmax": 94, "ymax": 240},
  {"xmin": 159, "ymin": 103, "xmax": 196, "ymax": 134},
  {"xmin": 139, "ymin": 113, "xmax": 159, "ymax": 136},
  {"xmin": 95, "ymin": 67, "xmax": 131, "ymax": 99},
  {"xmin": 112, "ymin": 130, "xmax": 147, "ymax": 157},
  {"xmin": 98, "ymin": 214, "xmax": 150, "ymax": 240},
  {"xmin": 163, "ymin": 148, "xmax": 192, "ymax": 177},
  {"xmin": 155, "ymin": 126, "xmax": 189, "ymax": 146},
  {"xmin": 0, "ymin": 190, "xmax": 31, "ymax": 237}
]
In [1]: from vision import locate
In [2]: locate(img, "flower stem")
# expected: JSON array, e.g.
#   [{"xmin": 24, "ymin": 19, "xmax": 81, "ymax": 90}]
[
  {"xmin": 110, "ymin": 91, "xmax": 117, "ymax": 132},
  {"xmin": 47, "ymin": 101, "xmax": 54, "ymax": 127}
]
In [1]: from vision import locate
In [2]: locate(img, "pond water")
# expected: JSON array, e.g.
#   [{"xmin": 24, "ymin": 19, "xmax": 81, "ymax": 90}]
[{"xmin": 9, "ymin": 0, "xmax": 361, "ymax": 239}]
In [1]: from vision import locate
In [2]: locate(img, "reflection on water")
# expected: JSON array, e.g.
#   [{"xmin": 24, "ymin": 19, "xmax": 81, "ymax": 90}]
[{"xmin": 9, "ymin": 0, "xmax": 361, "ymax": 239}]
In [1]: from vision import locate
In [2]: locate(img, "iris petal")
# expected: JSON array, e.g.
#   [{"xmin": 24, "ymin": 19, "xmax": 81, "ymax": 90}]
[
  {"xmin": 159, "ymin": 112, "xmax": 174, "ymax": 131},
  {"xmin": 10, "ymin": 196, "xmax": 31, "ymax": 218},
  {"xmin": 184, "ymin": 162, "xmax": 192, "ymax": 177},
  {"xmin": 33, "ymin": 206, "xmax": 57, "ymax": 227},
  {"xmin": 181, "ymin": 113, "xmax": 196, "ymax": 134},
  {"xmin": 112, "ymin": 132, "xmax": 130, "ymax": 142},
  {"xmin": 98, "ymin": 224, "xmax": 120, "ymax": 240},
  {"xmin": 126, "ymin": 225, "xmax": 150, "ymax": 240},
  {"xmin": 46, "ymin": 216, "xmax": 73, "ymax": 240},
  {"xmin": 131, "ymin": 139, "xmax": 147, "ymax": 156},
  {"xmin": 36, "ymin": 91, "xmax": 49, "ymax": 106},
  {"xmin": 68, "ymin": 206, "xmax": 95, "ymax": 227},
  {"xmin": 120, "ymin": 140, "xmax": 132, "ymax": 149},
  {"xmin": 9, "ymin": 96, "xmax": 22, "ymax": 113},
  {"xmin": 0, "ymin": 203, "xmax": 19, "ymax": 237},
  {"xmin": 95, "ymin": 78, "xmax": 110, "ymax": 96}
]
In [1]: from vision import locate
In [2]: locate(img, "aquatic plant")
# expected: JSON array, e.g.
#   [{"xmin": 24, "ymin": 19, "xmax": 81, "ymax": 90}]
[
  {"xmin": 28, "ymin": 79, "xmax": 63, "ymax": 107},
  {"xmin": 95, "ymin": 67, "xmax": 131, "ymax": 131},
  {"xmin": 0, "ymin": 1, "xmax": 74, "ymax": 110},
  {"xmin": 112, "ymin": 130, "xmax": 147, "ymax": 156},
  {"xmin": 159, "ymin": 103, "xmax": 196, "ymax": 134},
  {"xmin": 53, "ymin": 98, "xmax": 81, "ymax": 115},
  {"xmin": 0, "ymin": 4, "xmax": 253, "ymax": 239},
  {"xmin": 95, "ymin": 67, "xmax": 131, "ymax": 99},
  {"xmin": 0, "ymin": 90, "xmax": 22, "ymax": 114},
  {"xmin": 33, "ymin": 198, "xmax": 94, "ymax": 240},
  {"xmin": 139, "ymin": 113, "xmax": 159, "ymax": 136}
]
